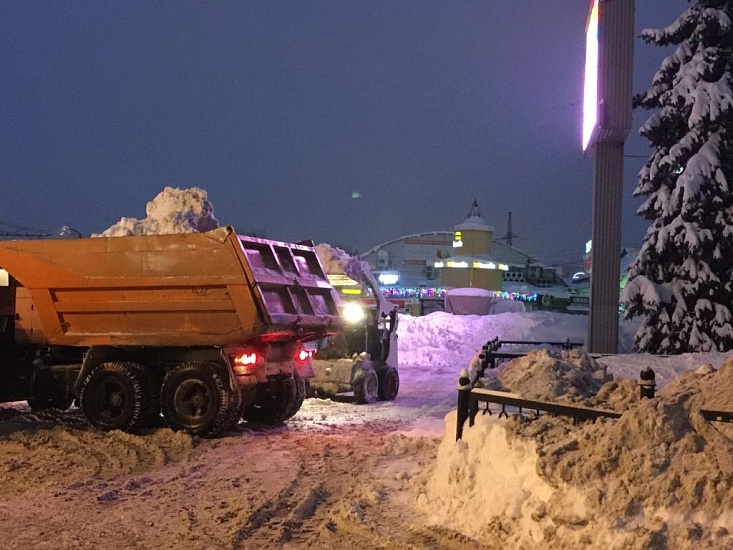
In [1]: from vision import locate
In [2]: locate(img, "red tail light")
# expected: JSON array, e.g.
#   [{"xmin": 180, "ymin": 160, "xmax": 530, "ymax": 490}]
[
  {"xmin": 234, "ymin": 352, "xmax": 259, "ymax": 367},
  {"xmin": 296, "ymin": 347, "xmax": 314, "ymax": 362},
  {"xmin": 231, "ymin": 348, "xmax": 263, "ymax": 375}
]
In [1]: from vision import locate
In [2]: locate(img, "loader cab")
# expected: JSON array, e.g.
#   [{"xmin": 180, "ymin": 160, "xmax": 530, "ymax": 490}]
[
  {"xmin": 314, "ymin": 273, "xmax": 398, "ymax": 366},
  {"xmin": 338, "ymin": 300, "xmax": 396, "ymax": 362},
  {"xmin": 309, "ymin": 273, "xmax": 399, "ymax": 404},
  {"xmin": 314, "ymin": 300, "xmax": 372, "ymax": 360}
]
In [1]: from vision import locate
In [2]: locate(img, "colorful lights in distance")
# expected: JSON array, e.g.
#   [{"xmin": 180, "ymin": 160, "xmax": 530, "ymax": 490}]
[
  {"xmin": 380, "ymin": 287, "xmax": 447, "ymax": 299},
  {"xmin": 378, "ymin": 286, "xmax": 538, "ymax": 302},
  {"xmin": 433, "ymin": 260, "xmax": 509, "ymax": 270}
]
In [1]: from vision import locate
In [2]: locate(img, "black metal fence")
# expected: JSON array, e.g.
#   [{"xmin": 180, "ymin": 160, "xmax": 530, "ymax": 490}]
[
  {"xmin": 476, "ymin": 337, "xmax": 585, "ymax": 377},
  {"xmin": 457, "ymin": 355, "xmax": 733, "ymax": 440}
]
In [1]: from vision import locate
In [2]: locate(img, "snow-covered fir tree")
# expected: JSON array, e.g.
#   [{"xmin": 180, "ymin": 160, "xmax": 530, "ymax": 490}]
[{"xmin": 622, "ymin": 0, "xmax": 733, "ymax": 353}]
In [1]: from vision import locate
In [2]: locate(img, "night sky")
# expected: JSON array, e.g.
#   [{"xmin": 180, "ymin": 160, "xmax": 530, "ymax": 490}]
[{"xmin": 2, "ymin": 1, "xmax": 685, "ymax": 266}]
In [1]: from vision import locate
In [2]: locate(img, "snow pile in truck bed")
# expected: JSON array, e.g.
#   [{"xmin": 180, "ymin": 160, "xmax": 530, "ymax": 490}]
[
  {"xmin": 417, "ymin": 351, "xmax": 733, "ymax": 550},
  {"xmin": 93, "ymin": 186, "xmax": 219, "ymax": 237}
]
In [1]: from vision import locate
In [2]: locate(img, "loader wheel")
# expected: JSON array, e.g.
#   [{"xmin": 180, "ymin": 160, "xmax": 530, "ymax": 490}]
[
  {"xmin": 353, "ymin": 366, "xmax": 378, "ymax": 404},
  {"xmin": 161, "ymin": 362, "xmax": 230, "ymax": 437},
  {"xmin": 243, "ymin": 374, "xmax": 298, "ymax": 426},
  {"xmin": 79, "ymin": 362, "xmax": 147, "ymax": 433},
  {"xmin": 377, "ymin": 367, "xmax": 399, "ymax": 401}
]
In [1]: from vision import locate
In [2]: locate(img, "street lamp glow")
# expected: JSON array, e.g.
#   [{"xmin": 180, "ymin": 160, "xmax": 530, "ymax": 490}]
[{"xmin": 582, "ymin": 0, "xmax": 600, "ymax": 151}]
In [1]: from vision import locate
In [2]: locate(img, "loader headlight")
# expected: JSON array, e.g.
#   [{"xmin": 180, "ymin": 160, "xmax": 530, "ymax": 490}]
[{"xmin": 342, "ymin": 302, "xmax": 366, "ymax": 324}]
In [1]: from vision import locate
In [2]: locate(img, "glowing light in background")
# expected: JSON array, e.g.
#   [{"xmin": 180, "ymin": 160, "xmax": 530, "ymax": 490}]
[
  {"xmin": 582, "ymin": 0, "xmax": 599, "ymax": 151},
  {"xmin": 453, "ymin": 231, "xmax": 463, "ymax": 248},
  {"xmin": 378, "ymin": 272, "xmax": 400, "ymax": 285}
]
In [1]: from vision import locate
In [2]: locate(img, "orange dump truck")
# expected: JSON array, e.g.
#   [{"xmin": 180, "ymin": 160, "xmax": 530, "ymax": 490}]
[{"xmin": 0, "ymin": 227, "xmax": 342, "ymax": 436}]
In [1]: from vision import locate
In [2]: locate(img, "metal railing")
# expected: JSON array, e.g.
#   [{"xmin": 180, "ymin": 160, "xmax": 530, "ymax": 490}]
[
  {"xmin": 457, "ymin": 364, "xmax": 732, "ymax": 440},
  {"xmin": 476, "ymin": 337, "xmax": 585, "ymax": 377}
]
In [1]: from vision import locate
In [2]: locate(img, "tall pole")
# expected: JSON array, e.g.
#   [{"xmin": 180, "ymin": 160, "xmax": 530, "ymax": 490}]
[
  {"xmin": 587, "ymin": 0, "xmax": 635, "ymax": 353},
  {"xmin": 589, "ymin": 143, "xmax": 624, "ymax": 352}
]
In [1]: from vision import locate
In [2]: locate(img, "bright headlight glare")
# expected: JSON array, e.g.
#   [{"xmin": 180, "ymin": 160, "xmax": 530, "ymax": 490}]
[{"xmin": 342, "ymin": 302, "xmax": 366, "ymax": 324}]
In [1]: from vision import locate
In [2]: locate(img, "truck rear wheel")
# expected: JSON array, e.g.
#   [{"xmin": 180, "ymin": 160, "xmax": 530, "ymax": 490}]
[
  {"xmin": 377, "ymin": 367, "xmax": 399, "ymax": 401},
  {"xmin": 78, "ymin": 362, "xmax": 147, "ymax": 433},
  {"xmin": 161, "ymin": 362, "xmax": 230, "ymax": 437},
  {"xmin": 242, "ymin": 374, "xmax": 298, "ymax": 425},
  {"xmin": 222, "ymin": 388, "xmax": 244, "ymax": 432},
  {"xmin": 353, "ymin": 366, "xmax": 378, "ymax": 404},
  {"xmin": 282, "ymin": 371, "xmax": 306, "ymax": 421}
]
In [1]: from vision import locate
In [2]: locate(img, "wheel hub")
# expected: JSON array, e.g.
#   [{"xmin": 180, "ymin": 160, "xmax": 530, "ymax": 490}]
[
  {"xmin": 175, "ymin": 379, "xmax": 209, "ymax": 419},
  {"xmin": 109, "ymin": 391, "xmax": 124, "ymax": 408}
]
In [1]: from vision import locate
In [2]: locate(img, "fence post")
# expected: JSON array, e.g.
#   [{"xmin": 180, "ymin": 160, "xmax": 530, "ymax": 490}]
[
  {"xmin": 456, "ymin": 368, "xmax": 472, "ymax": 441},
  {"xmin": 639, "ymin": 367, "xmax": 656, "ymax": 399}
]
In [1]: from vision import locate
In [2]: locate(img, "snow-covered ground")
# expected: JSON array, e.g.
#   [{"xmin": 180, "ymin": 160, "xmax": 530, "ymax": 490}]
[
  {"xmin": 3, "ymin": 188, "xmax": 726, "ymax": 548},
  {"xmin": 284, "ymin": 309, "xmax": 733, "ymax": 549}
]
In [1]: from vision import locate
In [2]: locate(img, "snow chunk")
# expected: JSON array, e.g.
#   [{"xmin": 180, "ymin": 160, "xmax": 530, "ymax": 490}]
[{"xmin": 94, "ymin": 187, "xmax": 219, "ymax": 237}]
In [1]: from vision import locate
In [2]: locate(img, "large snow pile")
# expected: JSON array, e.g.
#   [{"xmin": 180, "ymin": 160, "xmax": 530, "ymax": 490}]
[
  {"xmin": 315, "ymin": 242, "xmax": 369, "ymax": 284},
  {"xmin": 397, "ymin": 310, "xmax": 641, "ymax": 370},
  {"xmin": 493, "ymin": 349, "xmax": 614, "ymax": 403},
  {"xmin": 315, "ymin": 243, "xmax": 352, "ymax": 275},
  {"xmin": 417, "ymin": 350, "xmax": 733, "ymax": 549},
  {"xmin": 94, "ymin": 187, "xmax": 219, "ymax": 237}
]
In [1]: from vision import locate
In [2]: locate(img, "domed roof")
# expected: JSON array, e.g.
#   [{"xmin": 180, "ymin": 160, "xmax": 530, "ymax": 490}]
[{"xmin": 454, "ymin": 199, "xmax": 493, "ymax": 232}]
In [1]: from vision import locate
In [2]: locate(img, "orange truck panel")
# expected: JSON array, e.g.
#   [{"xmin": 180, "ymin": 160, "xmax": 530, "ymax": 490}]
[{"xmin": 0, "ymin": 227, "xmax": 342, "ymax": 347}]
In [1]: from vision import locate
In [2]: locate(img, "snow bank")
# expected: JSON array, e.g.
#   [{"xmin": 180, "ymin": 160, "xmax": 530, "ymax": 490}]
[
  {"xmin": 417, "ymin": 350, "xmax": 733, "ymax": 549},
  {"xmin": 495, "ymin": 348, "xmax": 613, "ymax": 403},
  {"xmin": 417, "ymin": 410, "xmax": 590, "ymax": 547},
  {"xmin": 397, "ymin": 311, "xmax": 593, "ymax": 370}
]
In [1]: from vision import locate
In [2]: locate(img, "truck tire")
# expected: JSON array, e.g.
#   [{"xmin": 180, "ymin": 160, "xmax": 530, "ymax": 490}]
[
  {"xmin": 282, "ymin": 371, "xmax": 306, "ymax": 421},
  {"xmin": 222, "ymin": 388, "xmax": 244, "ymax": 432},
  {"xmin": 160, "ymin": 362, "xmax": 230, "ymax": 437},
  {"xmin": 353, "ymin": 366, "xmax": 378, "ymax": 404},
  {"xmin": 242, "ymin": 374, "xmax": 298, "ymax": 425},
  {"xmin": 377, "ymin": 367, "xmax": 399, "ymax": 401},
  {"xmin": 78, "ymin": 362, "xmax": 148, "ymax": 433}
]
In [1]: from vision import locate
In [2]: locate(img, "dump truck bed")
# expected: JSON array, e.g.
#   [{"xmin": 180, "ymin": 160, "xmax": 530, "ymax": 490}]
[{"xmin": 0, "ymin": 227, "xmax": 342, "ymax": 347}]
